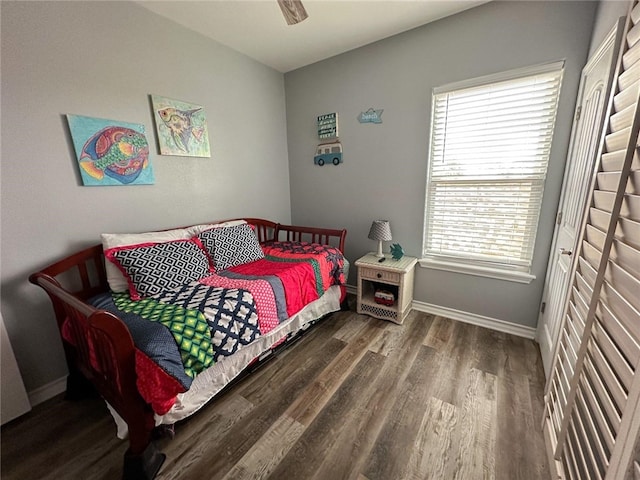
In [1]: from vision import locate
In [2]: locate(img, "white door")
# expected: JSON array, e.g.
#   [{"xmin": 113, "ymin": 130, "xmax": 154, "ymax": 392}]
[{"xmin": 536, "ymin": 20, "xmax": 623, "ymax": 377}]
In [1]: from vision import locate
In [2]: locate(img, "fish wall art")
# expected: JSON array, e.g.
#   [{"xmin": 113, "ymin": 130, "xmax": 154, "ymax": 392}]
[
  {"xmin": 151, "ymin": 95, "xmax": 211, "ymax": 157},
  {"xmin": 67, "ymin": 114, "xmax": 155, "ymax": 186}
]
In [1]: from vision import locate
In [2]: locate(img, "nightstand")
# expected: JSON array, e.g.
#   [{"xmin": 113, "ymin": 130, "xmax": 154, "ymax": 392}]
[{"xmin": 355, "ymin": 253, "xmax": 417, "ymax": 324}]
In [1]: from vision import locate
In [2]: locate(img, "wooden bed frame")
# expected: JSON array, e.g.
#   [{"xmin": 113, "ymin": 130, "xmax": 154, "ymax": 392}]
[{"xmin": 29, "ymin": 219, "xmax": 347, "ymax": 480}]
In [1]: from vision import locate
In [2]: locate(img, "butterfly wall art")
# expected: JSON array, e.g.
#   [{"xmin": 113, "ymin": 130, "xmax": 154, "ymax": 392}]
[{"xmin": 151, "ymin": 95, "xmax": 211, "ymax": 157}]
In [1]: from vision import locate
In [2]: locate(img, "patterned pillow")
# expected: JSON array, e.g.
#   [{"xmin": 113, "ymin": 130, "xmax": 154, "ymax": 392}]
[
  {"xmin": 101, "ymin": 228, "xmax": 192, "ymax": 293},
  {"xmin": 199, "ymin": 224, "xmax": 264, "ymax": 271},
  {"xmin": 105, "ymin": 239, "xmax": 213, "ymax": 300},
  {"xmin": 187, "ymin": 219, "xmax": 246, "ymax": 237},
  {"xmin": 197, "ymin": 228, "xmax": 217, "ymax": 266}
]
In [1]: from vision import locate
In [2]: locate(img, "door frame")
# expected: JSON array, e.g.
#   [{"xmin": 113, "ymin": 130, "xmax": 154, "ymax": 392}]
[{"xmin": 535, "ymin": 18, "xmax": 625, "ymax": 377}]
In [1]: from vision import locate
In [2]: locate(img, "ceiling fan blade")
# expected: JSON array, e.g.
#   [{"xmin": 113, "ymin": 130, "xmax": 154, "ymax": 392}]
[{"xmin": 277, "ymin": 0, "xmax": 308, "ymax": 25}]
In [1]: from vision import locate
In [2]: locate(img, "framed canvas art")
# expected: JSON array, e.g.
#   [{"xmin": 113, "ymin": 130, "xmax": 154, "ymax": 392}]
[
  {"xmin": 67, "ymin": 114, "xmax": 154, "ymax": 186},
  {"xmin": 317, "ymin": 112, "xmax": 338, "ymax": 140},
  {"xmin": 151, "ymin": 95, "xmax": 211, "ymax": 157}
]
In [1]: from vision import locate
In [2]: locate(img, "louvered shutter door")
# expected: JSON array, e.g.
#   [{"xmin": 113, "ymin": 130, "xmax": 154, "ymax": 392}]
[{"xmin": 543, "ymin": 1, "xmax": 640, "ymax": 479}]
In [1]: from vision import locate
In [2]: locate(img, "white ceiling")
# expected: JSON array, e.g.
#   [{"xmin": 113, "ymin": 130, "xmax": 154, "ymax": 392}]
[{"xmin": 137, "ymin": 1, "xmax": 489, "ymax": 73}]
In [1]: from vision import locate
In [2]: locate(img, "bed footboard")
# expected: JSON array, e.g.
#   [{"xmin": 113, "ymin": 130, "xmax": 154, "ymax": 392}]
[
  {"xmin": 274, "ymin": 222, "xmax": 346, "ymax": 252},
  {"xmin": 274, "ymin": 223, "xmax": 348, "ymax": 306},
  {"xmin": 30, "ymin": 258, "xmax": 165, "ymax": 479}
]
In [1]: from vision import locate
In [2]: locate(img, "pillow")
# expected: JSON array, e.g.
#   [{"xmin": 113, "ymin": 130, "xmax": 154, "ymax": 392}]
[
  {"xmin": 197, "ymin": 228, "xmax": 217, "ymax": 265},
  {"xmin": 102, "ymin": 228, "xmax": 192, "ymax": 292},
  {"xmin": 105, "ymin": 238, "xmax": 213, "ymax": 300},
  {"xmin": 199, "ymin": 223, "xmax": 264, "ymax": 271},
  {"xmin": 187, "ymin": 219, "xmax": 246, "ymax": 237}
]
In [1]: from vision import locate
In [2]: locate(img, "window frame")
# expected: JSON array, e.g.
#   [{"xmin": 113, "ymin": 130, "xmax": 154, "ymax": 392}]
[{"xmin": 421, "ymin": 61, "xmax": 565, "ymax": 284}]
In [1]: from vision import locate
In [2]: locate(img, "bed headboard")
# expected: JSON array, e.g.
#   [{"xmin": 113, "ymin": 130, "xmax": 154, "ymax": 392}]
[{"xmin": 29, "ymin": 218, "xmax": 346, "ymax": 307}]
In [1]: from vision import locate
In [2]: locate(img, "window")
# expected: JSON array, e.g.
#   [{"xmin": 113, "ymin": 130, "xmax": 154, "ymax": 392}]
[{"xmin": 422, "ymin": 62, "xmax": 564, "ymax": 283}]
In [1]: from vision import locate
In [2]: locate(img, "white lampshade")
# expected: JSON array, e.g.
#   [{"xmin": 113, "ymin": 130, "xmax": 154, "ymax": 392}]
[{"xmin": 368, "ymin": 220, "xmax": 392, "ymax": 257}]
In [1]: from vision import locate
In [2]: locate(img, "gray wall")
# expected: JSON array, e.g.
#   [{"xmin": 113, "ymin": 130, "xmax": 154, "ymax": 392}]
[
  {"xmin": 1, "ymin": 1, "xmax": 290, "ymax": 394},
  {"xmin": 589, "ymin": 0, "xmax": 629, "ymax": 57},
  {"xmin": 285, "ymin": 1, "xmax": 598, "ymax": 328},
  {"xmin": 0, "ymin": 0, "xmax": 614, "ymax": 399}
]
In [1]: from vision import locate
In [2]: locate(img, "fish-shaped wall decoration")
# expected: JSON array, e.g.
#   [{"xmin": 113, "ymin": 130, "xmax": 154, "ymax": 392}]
[
  {"xmin": 156, "ymin": 107, "xmax": 204, "ymax": 153},
  {"xmin": 151, "ymin": 95, "xmax": 211, "ymax": 158},
  {"xmin": 79, "ymin": 126, "xmax": 149, "ymax": 184}
]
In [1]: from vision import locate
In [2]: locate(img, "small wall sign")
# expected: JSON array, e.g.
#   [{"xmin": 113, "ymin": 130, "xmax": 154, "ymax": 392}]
[
  {"xmin": 314, "ymin": 140, "xmax": 343, "ymax": 167},
  {"xmin": 317, "ymin": 112, "xmax": 338, "ymax": 140},
  {"xmin": 358, "ymin": 108, "xmax": 383, "ymax": 124}
]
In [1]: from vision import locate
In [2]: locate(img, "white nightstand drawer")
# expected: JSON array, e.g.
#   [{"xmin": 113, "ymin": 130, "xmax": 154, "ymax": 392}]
[{"xmin": 359, "ymin": 267, "xmax": 400, "ymax": 283}]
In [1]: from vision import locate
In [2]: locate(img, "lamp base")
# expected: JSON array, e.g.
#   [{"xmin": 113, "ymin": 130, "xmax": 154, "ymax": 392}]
[{"xmin": 375, "ymin": 241, "xmax": 384, "ymax": 258}]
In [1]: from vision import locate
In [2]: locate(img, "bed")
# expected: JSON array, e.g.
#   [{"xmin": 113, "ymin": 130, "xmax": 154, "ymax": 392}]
[{"xmin": 29, "ymin": 218, "xmax": 347, "ymax": 479}]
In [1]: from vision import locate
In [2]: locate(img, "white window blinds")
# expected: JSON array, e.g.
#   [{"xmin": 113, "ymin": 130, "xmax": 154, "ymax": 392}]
[{"xmin": 424, "ymin": 62, "xmax": 564, "ymax": 275}]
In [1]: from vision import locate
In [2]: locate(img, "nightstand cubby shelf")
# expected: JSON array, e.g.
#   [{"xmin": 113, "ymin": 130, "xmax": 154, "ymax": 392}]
[{"xmin": 355, "ymin": 253, "xmax": 417, "ymax": 324}]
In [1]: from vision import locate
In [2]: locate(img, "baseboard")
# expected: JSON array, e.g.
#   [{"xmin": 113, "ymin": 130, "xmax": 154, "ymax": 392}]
[
  {"xmin": 28, "ymin": 376, "xmax": 67, "ymax": 407},
  {"xmin": 346, "ymin": 284, "xmax": 535, "ymax": 339},
  {"xmin": 412, "ymin": 300, "xmax": 537, "ymax": 339}
]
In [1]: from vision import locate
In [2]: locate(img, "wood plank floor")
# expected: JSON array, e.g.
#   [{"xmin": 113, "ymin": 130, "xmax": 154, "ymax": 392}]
[{"xmin": 1, "ymin": 305, "xmax": 549, "ymax": 480}]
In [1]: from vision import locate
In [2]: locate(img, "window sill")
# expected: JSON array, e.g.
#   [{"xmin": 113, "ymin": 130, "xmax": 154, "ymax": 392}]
[{"xmin": 419, "ymin": 258, "xmax": 536, "ymax": 284}]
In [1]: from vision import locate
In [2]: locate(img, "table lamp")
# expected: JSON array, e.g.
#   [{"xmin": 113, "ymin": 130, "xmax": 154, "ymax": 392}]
[{"xmin": 368, "ymin": 220, "xmax": 392, "ymax": 258}]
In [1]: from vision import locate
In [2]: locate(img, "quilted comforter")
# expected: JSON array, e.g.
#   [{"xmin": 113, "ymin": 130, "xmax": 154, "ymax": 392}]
[{"xmin": 83, "ymin": 242, "xmax": 345, "ymax": 415}]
